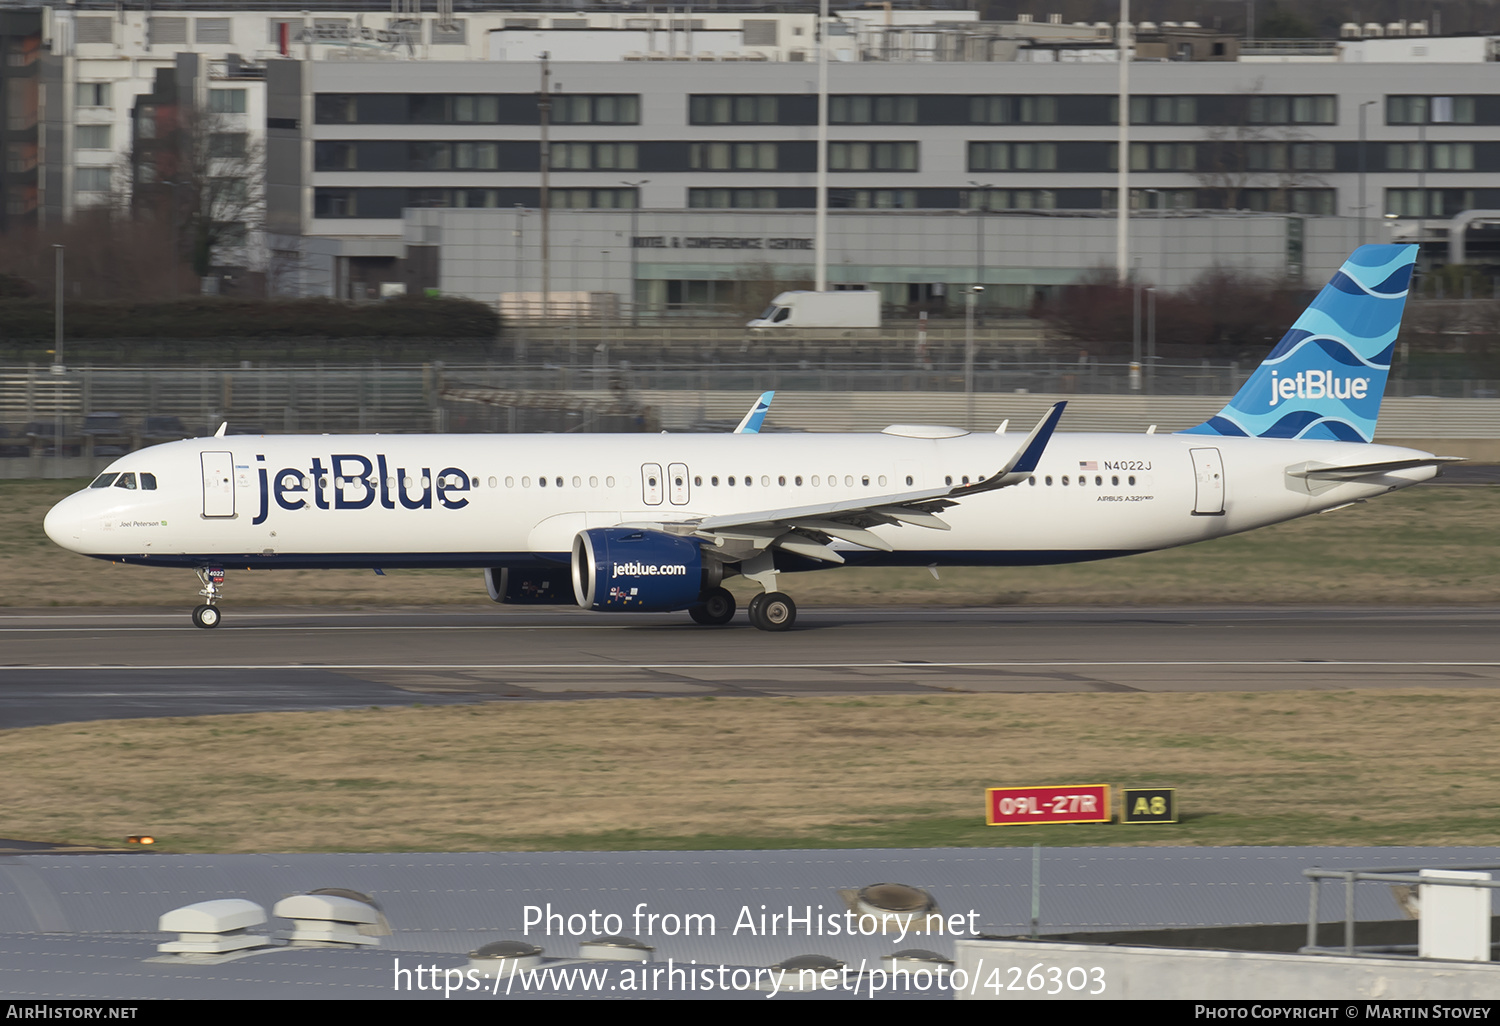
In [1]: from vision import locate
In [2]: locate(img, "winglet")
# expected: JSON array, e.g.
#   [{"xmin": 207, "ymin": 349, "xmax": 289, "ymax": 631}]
[
  {"xmin": 952, "ymin": 401, "xmax": 1066, "ymax": 496},
  {"xmin": 734, "ymin": 391, "xmax": 774, "ymax": 434},
  {"xmin": 214, "ymin": 422, "xmax": 227, "ymax": 438}
]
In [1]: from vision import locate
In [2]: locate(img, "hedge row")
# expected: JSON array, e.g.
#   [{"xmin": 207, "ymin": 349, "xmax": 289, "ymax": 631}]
[{"xmin": 0, "ymin": 296, "xmax": 500, "ymax": 343}]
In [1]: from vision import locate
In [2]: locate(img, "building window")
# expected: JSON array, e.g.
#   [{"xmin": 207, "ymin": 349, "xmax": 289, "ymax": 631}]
[
  {"xmin": 75, "ymin": 167, "xmax": 113, "ymax": 193},
  {"xmin": 688, "ymin": 188, "xmax": 779, "ymax": 208},
  {"xmin": 553, "ymin": 94, "xmax": 640, "ymax": 125},
  {"xmin": 453, "ymin": 95, "xmax": 500, "ymax": 123},
  {"xmin": 1247, "ymin": 95, "xmax": 1335, "ymax": 125},
  {"xmin": 968, "ymin": 95, "xmax": 1059, "ymax": 124},
  {"xmin": 547, "ymin": 188, "xmax": 638, "ymax": 209},
  {"xmin": 690, "ymin": 95, "xmax": 779, "ymax": 124},
  {"xmin": 209, "ymin": 132, "xmax": 246, "ymax": 158},
  {"xmin": 829, "ymin": 141, "xmax": 917, "ymax": 172},
  {"xmin": 550, "ymin": 142, "xmax": 638, "ymax": 171},
  {"xmin": 209, "ymin": 89, "xmax": 247, "ymax": 114},
  {"xmin": 690, "ymin": 141, "xmax": 778, "ymax": 171},
  {"xmin": 1131, "ymin": 96, "xmax": 1198, "ymax": 124},
  {"xmin": 75, "ymin": 125, "xmax": 111, "ymax": 150},
  {"xmin": 969, "ymin": 141, "xmax": 1055, "ymax": 172},
  {"xmin": 1388, "ymin": 95, "xmax": 1476, "ymax": 125},
  {"xmin": 75, "ymin": 82, "xmax": 111, "ymax": 108},
  {"xmin": 830, "ymin": 95, "xmax": 917, "ymax": 124}
]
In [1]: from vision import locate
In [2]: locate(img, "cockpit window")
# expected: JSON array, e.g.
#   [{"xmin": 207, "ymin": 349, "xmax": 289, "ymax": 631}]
[
  {"xmin": 90, "ymin": 474, "xmax": 118, "ymax": 489},
  {"xmin": 114, "ymin": 473, "xmax": 137, "ymax": 490},
  {"xmin": 140, "ymin": 473, "xmax": 157, "ymax": 490}
]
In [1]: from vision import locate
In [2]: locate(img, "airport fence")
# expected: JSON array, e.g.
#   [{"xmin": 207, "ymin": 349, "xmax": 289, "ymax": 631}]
[{"xmin": 4, "ymin": 360, "xmax": 1500, "ymax": 477}]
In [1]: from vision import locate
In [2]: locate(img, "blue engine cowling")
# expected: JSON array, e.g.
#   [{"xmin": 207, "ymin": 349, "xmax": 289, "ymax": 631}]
[{"xmin": 571, "ymin": 528, "xmax": 707, "ymax": 612}]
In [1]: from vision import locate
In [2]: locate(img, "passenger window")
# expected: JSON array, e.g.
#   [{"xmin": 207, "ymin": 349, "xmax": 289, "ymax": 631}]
[
  {"xmin": 1045, "ymin": 476, "xmax": 1053, "ymax": 485},
  {"xmin": 539, "ymin": 476, "xmax": 547, "ymax": 487},
  {"xmin": 944, "ymin": 476, "xmax": 952, "ymax": 486},
  {"xmin": 1111, "ymin": 476, "xmax": 1119, "ymax": 486},
  {"xmin": 961, "ymin": 476, "xmax": 969, "ymax": 485},
  {"xmin": 1095, "ymin": 475, "xmax": 1103, "ymax": 486},
  {"xmin": 140, "ymin": 473, "xmax": 157, "ymax": 490},
  {"xmin": 711, "ymin": 476, "xmax": 719, "ymax": 486},
  {"xmin": 506, "ymin": 477, "xmax": 515, "ymax": 488},
  {"xmin": 1062, "ymin": 476, "xmax": 1070, "ymax": 486},
  {"xmin": 694, "ymin": 476, "xmax": 702, "ymax": 486},
  {"xmin": 556, "ymin": 477, "xmax": 563, "ymax": 488},
  {"xmin": 606, "ymin": 476, "xmax": 616, "ymax": 488},
  {"xmin": 90, "ymin": 474, "xmax": 118, "ymax": 489},
  {"xmin": 878, "ymin": 475, "xmax": 887, "ymax": 486},
  {"xmin": 778, "ymin": 476, "xmax": 786, "ymax": 486},
  {"xmin": 761, "ymin": 475, "xmax": 770, "ymax": 487},
  {"xmin": 115, "ymin": 473, "xmax": 137, "ymax": 489},
  {"xmin": 1128, "ymin": 475, "xmax": 1136, "ymax": 485},
  {"xmin": 728, "ymin": 476, "xmax": 735, "ymax": 486},
  {"xmin": 745, "ymin": 475, "xmax": 753, "ymax": 487},
  {"xmin": 795, "ymin": 476, "xmax": 803, "ymax": 486},
  {"xmin": 590, "ymin": 477, "xmax": 598, "ymax": 488},
  {"xmin": 1028, "ymin": 476, "xmax": 1036, "ymax": 486},
  {"xmin": 811, "ymin": 476, "xmax": 820, "ymax": 486},
  {"xmin": 906, "ymin": 475, "xmax": 913, "ymax": 486},
  {"xmin": 861, "ymin": 475, "xmax": 870, "ymax": 486},
  {"xmin": 844, "ymin": 475, "xmax": 854, "ymax": 487},
  {"xmin": 572, "ymin": 476, "xmax": 581, "ymax": 488}
]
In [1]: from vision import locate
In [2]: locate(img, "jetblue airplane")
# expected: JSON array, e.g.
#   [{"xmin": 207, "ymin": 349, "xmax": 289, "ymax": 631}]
[{"xmin": 44, "ymin": 245, "xmax": 1453, "ymax": 632}]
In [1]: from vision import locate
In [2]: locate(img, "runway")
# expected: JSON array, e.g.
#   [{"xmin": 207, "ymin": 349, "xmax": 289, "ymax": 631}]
[{"xmin": 2, "ymin": 605, "xmax": 1498, "ymax": 727}]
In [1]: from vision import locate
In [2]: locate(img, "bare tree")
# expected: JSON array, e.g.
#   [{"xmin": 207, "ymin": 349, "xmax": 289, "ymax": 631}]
[
  {"xmin": 135, "ymin": 105, "xmax": 265, "ymax": 282},
  {"xmin": 1193, "ymin": 84, "xmax": 1330, "ymax": 213}
]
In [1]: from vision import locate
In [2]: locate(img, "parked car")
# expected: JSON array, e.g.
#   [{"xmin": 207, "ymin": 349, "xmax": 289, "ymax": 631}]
[
  {"xmin": 80, "ymin": 412, "xmax": 132, "ymax": 457},
  {"xmin": 24, "ymin": 419, "xmax": 81, "ymax": 456},
  {"xmin": 141, "ymin": 415, "xmax": 192, "ymax": 444}
]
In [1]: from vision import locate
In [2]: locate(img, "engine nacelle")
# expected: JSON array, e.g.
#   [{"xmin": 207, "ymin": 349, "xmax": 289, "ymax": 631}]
[
  {"xmin": 571, "ymin": 528, "xmax": 709, "ymax": 612},
  {"xmin": 484, "ymin": 568, "xmax": 573, "ymax": 605}
]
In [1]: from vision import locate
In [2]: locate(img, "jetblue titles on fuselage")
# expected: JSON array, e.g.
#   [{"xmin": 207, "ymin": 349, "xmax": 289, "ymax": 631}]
[{"xmin": 253, "ymin": 453, "xmax": 472, "ymax": 525}]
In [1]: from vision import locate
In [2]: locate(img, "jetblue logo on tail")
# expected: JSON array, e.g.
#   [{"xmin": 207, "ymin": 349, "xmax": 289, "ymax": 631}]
[
  {"xmin": 1183, "ymin": 244, "xmax": 1416, "ymax": 443},
  {"xmin": 1267, "ymin": 370, "xmax": 1370, "ymax": 405}
]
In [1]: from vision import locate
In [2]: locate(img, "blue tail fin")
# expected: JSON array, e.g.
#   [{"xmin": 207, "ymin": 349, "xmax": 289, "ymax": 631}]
[{"xmin": 1181, "ymin": 244, "xmax": 1418, "ymax": 443}]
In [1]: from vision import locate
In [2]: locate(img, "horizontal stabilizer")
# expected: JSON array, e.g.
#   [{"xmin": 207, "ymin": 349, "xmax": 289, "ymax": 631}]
[{"xmin": 1288, "ymin": 456, "xmax": 1464, "ymax": 481}]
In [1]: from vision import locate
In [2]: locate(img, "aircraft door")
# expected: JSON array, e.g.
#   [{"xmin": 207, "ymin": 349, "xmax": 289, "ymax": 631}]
[
  {"xmin": 1190, "ymin": 447, "xmax": 1225, "ymax": 516},
  {"xmin": 201, "ymin": 451, "xmax": 236, "ymax": 518},
  {"xmin": 668, "ymin": 463, "xmax": 690, "ymax": 505},
  {"xmin": 641, "ymin": 463, "xmax": 664, "ymax": 506}
]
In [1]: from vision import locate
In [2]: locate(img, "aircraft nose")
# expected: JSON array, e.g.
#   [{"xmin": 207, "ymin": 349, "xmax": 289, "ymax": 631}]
[{"xmin": 44, "ymin": 495, "xmax": 83, "ymax": 551}]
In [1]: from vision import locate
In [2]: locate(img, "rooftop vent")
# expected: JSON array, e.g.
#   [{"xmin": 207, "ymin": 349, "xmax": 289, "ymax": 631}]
[
  {"xmin": 579, "ymin": 935, "xmax": 655, "ymax": 961},
  {"xmin": 469, "ymin": 940, "xmax": 543, "ymax": 973},
  {"xmin": 273, "ymin": 892, "xmax": 384, "ymax": 947},
  {"xmin": 157, "ymin": 899, "xmax": 270, "ymax": 955}
]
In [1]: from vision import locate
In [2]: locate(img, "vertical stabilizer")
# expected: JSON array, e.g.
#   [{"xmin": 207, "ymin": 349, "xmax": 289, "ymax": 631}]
[{"xmin": 1181, "ymin": 244, "xmax": 1418, "ymax": 443}]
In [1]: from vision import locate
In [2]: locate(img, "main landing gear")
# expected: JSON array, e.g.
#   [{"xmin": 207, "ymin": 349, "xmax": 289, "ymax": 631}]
[
  {"xmin": 685, "ymin": 586, "xmax": 797, "ymax": 630},
  {"xmin": 747, "ymin": 591, "xmax": 797, "ymax": 632},
  {"xmin": 192, "ymin": 567, "xmax": 225, "ymax": 629},
  {"xmin": 688, "ymin": 587, "xmax": 736, "ymax": 626}
]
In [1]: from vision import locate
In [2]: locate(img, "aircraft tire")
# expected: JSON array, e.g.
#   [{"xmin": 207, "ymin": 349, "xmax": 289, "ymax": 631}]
[
  {"xmin": 747, "ymin": 593, "xmax": 766, "ymax": 624},
  {"xmin": 192, "ymin": 604, "xmax": 221, "ymax": 629},
  {"xmin": 751, "ymin": 592, "xmax": 796, "ymax": 632},
  {"xmin": 690, "ymin": 588, "xmax": 736, "ymax": 626}
]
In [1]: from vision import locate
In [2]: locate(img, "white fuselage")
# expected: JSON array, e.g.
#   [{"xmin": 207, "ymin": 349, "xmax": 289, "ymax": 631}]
[{"xmin": 43, "ymin": 430, "xmax": 1439, "ymax": 572}]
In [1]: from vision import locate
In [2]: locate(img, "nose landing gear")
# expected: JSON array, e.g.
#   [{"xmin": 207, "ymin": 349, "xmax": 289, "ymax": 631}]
[{"xmin": 192, "ymin": 567, "xmax": 225, "ymax": 629}]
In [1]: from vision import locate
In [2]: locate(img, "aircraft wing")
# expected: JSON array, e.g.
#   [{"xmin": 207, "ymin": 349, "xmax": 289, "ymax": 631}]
[{"xmin": 626, "ymin": 402, "xmax": 1065, "ymax": 564}]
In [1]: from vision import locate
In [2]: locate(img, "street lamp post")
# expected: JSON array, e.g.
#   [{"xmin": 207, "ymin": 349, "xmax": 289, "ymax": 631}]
[
  {"xmin": 1358, "ymin": 99, "xmax": 1377, "ymax": 246},
  {"xmin": 965, "ymin": 285, "xmax": 983, "ymax": 429},
  {"xmin": 621, "ymin": 179, "xmax": 650, "ymax": 326},
  {"xmin": 52, "ymin": 244, "xmax": 64, "ymax": 464},
  {"xmin": 968, "ymin": 181, "xmax": 991, "ymax": 296}
]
